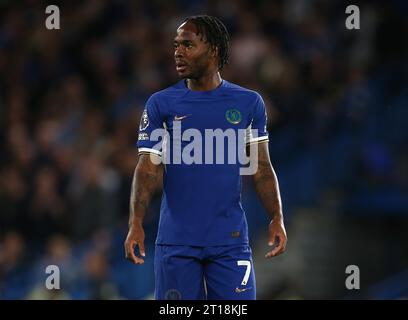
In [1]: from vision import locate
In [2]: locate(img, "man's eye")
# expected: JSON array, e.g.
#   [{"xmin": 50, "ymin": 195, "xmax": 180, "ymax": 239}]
[{"xmin": 186, "ymin": 43, "xmax": 193, "ymax": 49}]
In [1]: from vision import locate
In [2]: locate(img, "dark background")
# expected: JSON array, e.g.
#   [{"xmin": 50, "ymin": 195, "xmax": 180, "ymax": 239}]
[{"xmin": 0, "ymin": 0, "xmax": 407, "ymax": 299}]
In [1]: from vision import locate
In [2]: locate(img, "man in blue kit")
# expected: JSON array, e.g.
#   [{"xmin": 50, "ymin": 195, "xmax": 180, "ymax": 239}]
[{"xmin": 125, "ymin": 15, "xmax": 287, "ymax": 300}]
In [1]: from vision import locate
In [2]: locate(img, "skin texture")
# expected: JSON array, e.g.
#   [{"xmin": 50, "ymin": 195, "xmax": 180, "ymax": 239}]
[
  {"xmin": 125, "ymin": 154, "xmax": 163, "ymax": 264},
  {"xmin": 250, "ymin": 142, "xmax": 287, "ymax": 258},
  {"xmin": 174, "ymin": 21, "xmax": 222, "ymax": 91},
  {"xmin": 125, "ymin": 20, "xmax": 287, "ymax": 264}
]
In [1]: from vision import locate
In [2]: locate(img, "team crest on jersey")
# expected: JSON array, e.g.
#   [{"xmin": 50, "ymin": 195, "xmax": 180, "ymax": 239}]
[
  {"xmin": 139, "ymin": 109, "xmax": 149, "ymax": 130},
  {"xmin": 226, "ymin": 109, "xmax": 242, "ymax": 124}
]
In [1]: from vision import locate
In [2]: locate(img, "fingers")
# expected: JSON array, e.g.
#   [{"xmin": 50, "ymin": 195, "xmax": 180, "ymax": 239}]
[
  {"xmin": 266, "ymin": 226, "xmax": 277, "ymax": 256},
  {"xmin": 125, "ymin": 240, "xmax": 145, "ymax": 264},
  {"xmin": 125, "ymin": 240, "xmax": 138, "ymax": 264},
  {"xmin": 268, "ymin": 230, "xmax": 276, "ymax": 247},
  {"xmin": 138, "ymin": 241, "xmax": 146, "ymax": 257},
  {"xmin": 265, "ymin": 233, "xmax": 287, "ymax": 258}
]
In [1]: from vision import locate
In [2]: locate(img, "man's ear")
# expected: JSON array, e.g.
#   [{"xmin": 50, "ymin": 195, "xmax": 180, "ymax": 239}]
[{"xmin": 211, "ymin": 45, "xmax": 218, "ymax": 57}]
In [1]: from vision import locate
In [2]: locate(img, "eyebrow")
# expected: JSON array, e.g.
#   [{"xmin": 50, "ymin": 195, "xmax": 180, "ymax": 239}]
[{"xmin": 174, "ymin": 39, "xmax": 194, "ymax": 44}]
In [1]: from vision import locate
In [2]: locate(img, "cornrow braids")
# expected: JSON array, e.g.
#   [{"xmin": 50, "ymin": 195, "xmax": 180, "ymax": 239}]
[{"xmin": 182, "ymin": 15, "xmax": 230, "ymax": 70}]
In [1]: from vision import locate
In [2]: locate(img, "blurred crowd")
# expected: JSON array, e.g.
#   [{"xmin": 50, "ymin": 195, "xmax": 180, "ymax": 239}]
[{"xmin": 0, "ymin": 0, "xmax": 407, "ymax": 299}]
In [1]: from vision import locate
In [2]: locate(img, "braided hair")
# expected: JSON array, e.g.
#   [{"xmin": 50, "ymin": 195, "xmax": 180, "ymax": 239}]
[{"xmin": 182, "ymin": 15, "xmax": 230, "ymax": 70}]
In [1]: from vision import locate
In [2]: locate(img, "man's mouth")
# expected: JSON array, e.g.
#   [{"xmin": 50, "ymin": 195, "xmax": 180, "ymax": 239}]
[{"xmin": 176, "ymin": 62, "xmax": 188, "ymax": 72}]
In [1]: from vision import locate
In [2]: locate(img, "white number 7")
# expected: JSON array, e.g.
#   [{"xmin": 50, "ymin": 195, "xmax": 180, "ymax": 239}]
[{"xmin": 237, "ymin": 260, "xmax": 251, "ymax": 285}]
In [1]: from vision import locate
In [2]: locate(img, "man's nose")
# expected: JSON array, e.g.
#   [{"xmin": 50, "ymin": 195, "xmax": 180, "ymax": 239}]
[{"xmin": 174, "ymin": 46, "xmax": 184, "ymax": 58}]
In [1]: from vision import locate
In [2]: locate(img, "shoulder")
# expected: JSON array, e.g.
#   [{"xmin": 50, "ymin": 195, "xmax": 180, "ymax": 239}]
[
  {"xmin": 223, "ymin": 81, "xmax": 264, "ymax": 107},
  {"xmin": 223, "ymin": 81, "xmax": 263, "ymax": 101},
  {"xmin": 147, "ymin": 80, "xmax": 186, "ymax": 105}
]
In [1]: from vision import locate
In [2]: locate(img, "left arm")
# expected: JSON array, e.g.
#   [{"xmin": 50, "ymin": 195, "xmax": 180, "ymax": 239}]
[{"xmin": 251, "ymin": 141, "xmax": 287, "ymax": 258}]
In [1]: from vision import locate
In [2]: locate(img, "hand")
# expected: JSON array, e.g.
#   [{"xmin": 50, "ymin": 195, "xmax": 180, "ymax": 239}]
[
  {"xmin": 265, "ymin": 219, "xmax": 287, "ymax": 258},
  {"xmin": 124, "ymin": 223, "xmax": 146, "ymax": 264}
]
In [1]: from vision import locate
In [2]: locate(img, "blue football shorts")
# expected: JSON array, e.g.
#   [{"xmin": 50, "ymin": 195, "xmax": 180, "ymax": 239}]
[{"xmin": 154, "ymin": 244, "xmax": 256, "ymax": 300}]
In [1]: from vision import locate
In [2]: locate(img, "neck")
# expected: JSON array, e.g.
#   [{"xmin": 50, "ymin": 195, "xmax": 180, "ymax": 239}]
[{"xmin": 186, "ymin": 72, "xmax": 222, "ymax": 91}]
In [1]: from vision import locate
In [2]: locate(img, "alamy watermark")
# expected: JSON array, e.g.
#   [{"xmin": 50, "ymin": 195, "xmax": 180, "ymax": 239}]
[
  {"xmin": 45, "ymin": 265, "xmax": 60, "ymax": 290},
  {"xmin": 345, "ymin": 5, "xmax": 360, "ymax": 30},
  {"xmin": 141, "ymin": 121, "xmax": 263, "ymax": 175},
  {"xmin": 345, "ymin": 265, "xmax": 360, "ymax": 290},
  {"xmin": 45, "ymin": 5, "xmax": 60, "ymax": 30}
]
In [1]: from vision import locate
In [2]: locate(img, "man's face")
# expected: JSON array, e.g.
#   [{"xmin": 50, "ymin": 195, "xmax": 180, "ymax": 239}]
[{"xmin": 174, "ymin": 21, "xmax": 216, "ymax": 79}]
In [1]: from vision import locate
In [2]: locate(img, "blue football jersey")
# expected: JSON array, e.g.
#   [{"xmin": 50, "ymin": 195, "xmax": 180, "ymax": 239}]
[{"xmin": 137, "ymin": 80, "xmax": 268, "ymax": 246}]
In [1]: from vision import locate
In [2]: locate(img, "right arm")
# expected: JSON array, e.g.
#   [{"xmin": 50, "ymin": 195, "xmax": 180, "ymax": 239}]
[{"xmin": 124, "ymin": 154, "xmax": 163, "ymax": 264}]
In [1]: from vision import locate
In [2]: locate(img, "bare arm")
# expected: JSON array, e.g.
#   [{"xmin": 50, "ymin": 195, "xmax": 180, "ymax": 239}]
[
  {"xmin": 251, "ymin": 142, "xmax": 287, "ymax": 258},
  {"xmin": 124, "ymin": 153, "xmax": 163, "ymax": 264}
]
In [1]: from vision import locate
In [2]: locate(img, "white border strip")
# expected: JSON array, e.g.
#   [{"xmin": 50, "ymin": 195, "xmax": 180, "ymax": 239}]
[
  {"xmin": 138, "ymin": 147, "xmax": 162, "ymax": 156},
  {"xmin": 246, "ymin": 136, "xmax": 269, "ymax": 144}
]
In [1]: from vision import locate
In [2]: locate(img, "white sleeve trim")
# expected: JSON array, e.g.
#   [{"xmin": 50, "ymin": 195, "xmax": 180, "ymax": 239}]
[
  {"xmin": 246, "ymin": 135, "xmax": 269, "ymax": 145},
  {"xmin": 138, "ymin": 147, "xmax": 162, "ymax": 156}
]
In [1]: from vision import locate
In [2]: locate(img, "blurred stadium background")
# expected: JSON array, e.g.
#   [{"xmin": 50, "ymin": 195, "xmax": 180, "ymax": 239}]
[{"xmin": 0, "ymin": 0, "xmax": 407, "ymax": 299}]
